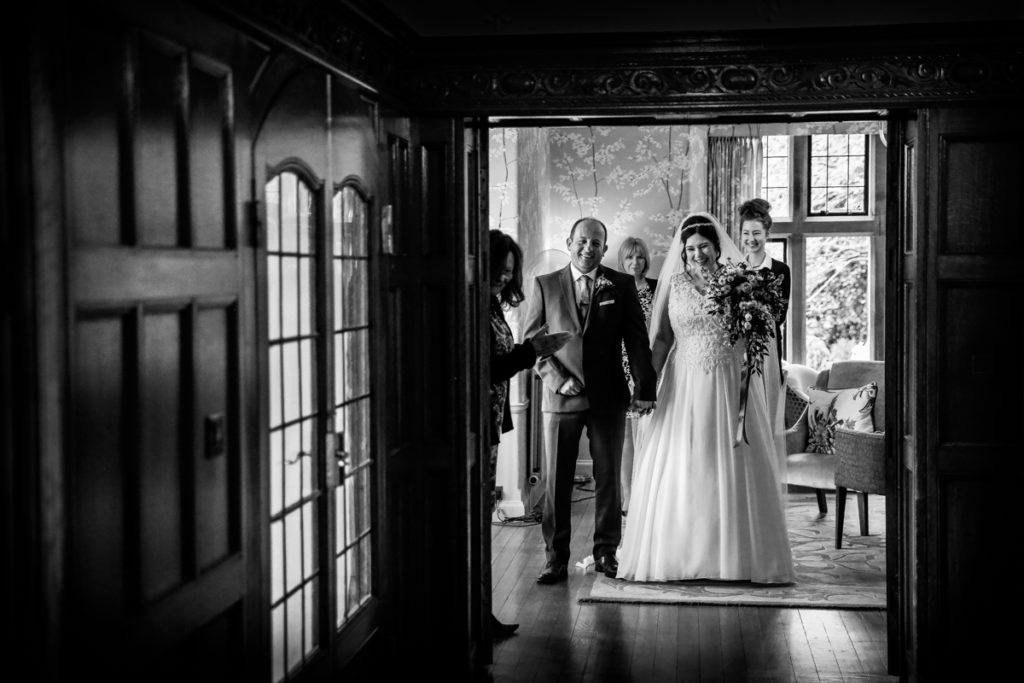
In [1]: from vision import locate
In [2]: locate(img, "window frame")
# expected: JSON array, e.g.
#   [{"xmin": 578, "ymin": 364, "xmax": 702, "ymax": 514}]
[
  {"xmin": 329, "ymin": 179, "xmax": 377, "ymax": 631},
  {"xmin": 806, "ymin": 133, "xmax": 871, "ymax": 217},
  {"xmin": 764, "ymin": 134, "xmax": 885, "ymax": 366},
  {"xmin": 760, "ymin": 135, "xmax": 793, "ymax": 219}
]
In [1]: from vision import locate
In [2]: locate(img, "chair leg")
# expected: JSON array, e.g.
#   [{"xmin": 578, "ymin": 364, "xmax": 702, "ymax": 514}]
[
  {"xmin": 815, "ymin": 489, "xmax": 828, "ymax": 514},
  {"xmin": 835, "ymin": 487, "xmax": 847, "ymax": 549},
  {"xmin": 858, "ymin": 492, "xmax": 869, "ymax": 536}
]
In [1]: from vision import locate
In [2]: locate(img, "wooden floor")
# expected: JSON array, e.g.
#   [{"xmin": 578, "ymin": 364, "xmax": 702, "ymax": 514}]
[{"xmin": 487, "ymin": 487, "xmax": 897, "ymax": 683}]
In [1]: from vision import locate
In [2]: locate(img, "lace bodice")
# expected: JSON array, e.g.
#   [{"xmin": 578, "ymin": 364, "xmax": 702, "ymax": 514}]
[{"xmin": 668, "ymin": 272, "xmax": 739, "ymax": 373}]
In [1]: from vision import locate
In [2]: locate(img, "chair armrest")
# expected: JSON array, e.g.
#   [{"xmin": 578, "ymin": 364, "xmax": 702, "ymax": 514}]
[
  {"xmin": 785, "ymin": 409, "xmax": 808, "ymax": 454},
  {"xmin": 784, "ymin": 384, "xmax": 810, "ymax": 429},
  {"xmin": 834, "ymin": 427, "xmax": 886, "ymax": 493}
]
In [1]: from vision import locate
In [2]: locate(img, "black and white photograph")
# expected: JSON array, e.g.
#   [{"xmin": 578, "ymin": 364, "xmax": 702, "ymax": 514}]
[{"xmin": 3, "ymin": 1, "xmax": 1022, "ymax": 681}]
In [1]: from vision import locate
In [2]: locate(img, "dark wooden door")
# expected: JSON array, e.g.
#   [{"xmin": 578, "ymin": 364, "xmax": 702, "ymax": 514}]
[
  {"xmin": 465, "ymin": 118, "xmax": 492, "ymax": 667},
  {"xmin": 379, "ymin": 115, "xmax": 479, "ymax": 675},
  {"xmin": 911, "ymin": 106, "xmax": 1021, "ymax": 680},
  {"xmin": 888, "ymin": 113, "xmax": 920, "ymax": 679},
  {"xmin": 59, "ymin": 2, "xmax": 263, "ymax": 679},
  {"xmin": 0, "ymin": 29, "xmax": 41, "ymax": 673}
]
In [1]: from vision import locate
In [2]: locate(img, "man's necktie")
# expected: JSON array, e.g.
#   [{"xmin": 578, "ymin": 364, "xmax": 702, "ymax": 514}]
[{"xmin": 577, "ymin": 274, "xmax": 592, "ymax": 322}]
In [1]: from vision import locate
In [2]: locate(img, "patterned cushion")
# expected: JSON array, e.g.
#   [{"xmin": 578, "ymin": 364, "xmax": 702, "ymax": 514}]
[
  {"xmin": 784, "ymin": 384, "xmax": 810, "ymax": 430},
  {"xmin": 805, "ymin": 382, "xmax": 878, "ymax": 454}
]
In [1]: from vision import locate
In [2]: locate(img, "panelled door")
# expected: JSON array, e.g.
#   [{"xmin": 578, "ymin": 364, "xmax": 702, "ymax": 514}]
[
  {"xmin": 908, "ymin": 106, "xmax": 1021, "ymax": 680},
  {"xmin": 465, "ymin": 118, "xmax": 492, "ymax": 667},
  {"xmin": 377, "ymin": 115, "xmax": 480, "ymax": 675},
  {"xmin": 253, "ymin": 61, "xmax": 382, "ymax": 681},
  {"xmin": 888, "ymin": 113, "xmax": 919, "ymax": 679},
  {"xmin": 60, "ymin": 2, "xmax": 263, "ymax": 679}
]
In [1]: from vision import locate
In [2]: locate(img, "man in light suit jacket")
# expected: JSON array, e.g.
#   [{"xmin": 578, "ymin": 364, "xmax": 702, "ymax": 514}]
[{"xmin": 523, "ymin": 217, "xmax": 657, "ymax": 583}]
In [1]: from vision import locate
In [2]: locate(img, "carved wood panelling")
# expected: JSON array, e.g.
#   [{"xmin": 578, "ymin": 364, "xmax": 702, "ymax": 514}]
[
  {"xmin": 421, "ymin": 141, "xmax": 449, "ymax": 253},
  {"xmin": 413, "ymin": 53, "xmax": 1023, "ymax": 112},
  {"xmin": 71, "ymin": 310, "xmax": 132, "ymax": 616},
  {"xmin": 64, "ymin": 23, "xmax": 238, "ymax": 249},
  {"xmin": 64, "ymin": 20, "xmax": 122, "ymax": 245},
  {"xmin": 139, "ymin": 306, "xmax": 186, "ymax": 600},
  {"xmin": 72, "ymin": 299, "xmax": 242, "ymax": 609},
  {"xmin": 59, "ymin": 5, "xmax": 255, "ymax": 672},
  {"xmin": 939, "ymin": 477, "xmax": 1005, "ymax": 668},
  {"xmin": 134, "ymin": 33, "xmax": 184, "ymax": 246},
  {"xmin": 387, "ymin": 133, "xmax": 410, "ymax": 253},
  {"xmin": 901, "ymin": 283, "xmax": 915, "ymax": 433},
  {"xmin": 189, "ymin": 56, "xmax": 236, "ymax": 249},
  {"xmin": 194, "ymin": 302, "xmax": 241, "ymax": 569},
  {"xmin": 154, "ymin": 601, "xmax": 244, "ymax": 679},
  {"xmin": 901, "ymin": 141, "xmax": 917, "ymax": 255},
  {"xmin": 938, "ymin": 133, "xmax": 1022, "ymax": 254},
  {"xmin": 937, "ymin": 284, "xmax": 1015, "ymax": 445},
  {"xmin": 132, "ymin": 33, "xmax": 238, "ymax": 249},
  {"xmin": 218, "ymin": 1, "xmax": 1023, "ymax": 112}
]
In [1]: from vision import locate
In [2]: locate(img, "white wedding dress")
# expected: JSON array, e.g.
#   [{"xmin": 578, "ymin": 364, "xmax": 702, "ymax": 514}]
[{"xmin": 617, "ymin": 269, "xmax": 795, "ymax": 584}]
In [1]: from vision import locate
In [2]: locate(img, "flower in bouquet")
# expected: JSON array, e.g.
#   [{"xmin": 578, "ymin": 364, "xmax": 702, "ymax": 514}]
[{"xmin": 703, "ymin": 261, "xmax": 785, "ymax": 376}]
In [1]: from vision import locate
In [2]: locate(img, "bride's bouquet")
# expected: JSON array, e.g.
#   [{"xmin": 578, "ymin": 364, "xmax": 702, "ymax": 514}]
[{"xmin": 704, "ymin": 261, "xmax": 786, "ymax": 377}]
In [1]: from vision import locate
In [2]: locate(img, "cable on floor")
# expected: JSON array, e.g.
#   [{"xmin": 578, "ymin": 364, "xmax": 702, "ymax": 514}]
[{"xmin": 491, "ymin": 474, "xmax": 595, "ymax": 526}]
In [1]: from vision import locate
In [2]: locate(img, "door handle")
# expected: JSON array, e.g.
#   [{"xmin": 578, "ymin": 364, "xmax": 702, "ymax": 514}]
[
  {"xmin": 285, "ymin": 450, "xmax": 309, "ymax": 466},
  {"xmin": 335, "ymin": 431, "xmax": 349, "ymax": 479}
]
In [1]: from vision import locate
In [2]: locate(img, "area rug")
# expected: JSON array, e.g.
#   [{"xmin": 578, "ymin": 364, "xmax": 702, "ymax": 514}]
[{"xmin": 579, "ymin": 491, "xmax": 886, "ymax": 609}]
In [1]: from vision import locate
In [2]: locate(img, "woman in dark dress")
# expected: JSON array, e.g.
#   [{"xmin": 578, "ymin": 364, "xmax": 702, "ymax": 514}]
[
  {"xmin": 617, "ymin": 236, "xmax": 657, "ymax": 516},
  {"xmin": 488, "ymin": 229, "xmax": 570, "ymax": 637}
]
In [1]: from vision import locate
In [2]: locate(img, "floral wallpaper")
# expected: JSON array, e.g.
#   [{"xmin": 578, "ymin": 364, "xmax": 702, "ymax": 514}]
[{"xmin": 489, "ymin": 125, "xmax": 710, "ymax": 280}]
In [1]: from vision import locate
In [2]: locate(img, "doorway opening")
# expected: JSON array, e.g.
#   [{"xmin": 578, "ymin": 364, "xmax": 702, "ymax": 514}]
[{"xmin": 485, "ymin": 114, "xmax": 893, "ymax": 679}]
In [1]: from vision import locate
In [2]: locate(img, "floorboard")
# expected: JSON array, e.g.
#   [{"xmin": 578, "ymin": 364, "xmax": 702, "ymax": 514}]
[
  {"xmin": 675, "ymin": 604, "xmax": 701, "ymax": 682},
  {"xmin": 719, "ymin": 605, "xmax": 746, "ymax": 682},
  {"xmin": 487, "ymin": 486, "xmax": 897, "ymax": 682}
]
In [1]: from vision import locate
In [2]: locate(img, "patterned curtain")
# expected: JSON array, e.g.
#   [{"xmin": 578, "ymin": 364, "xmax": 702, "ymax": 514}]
[{"xmin": 707, "ymin": 137, "xmax": 763, "ymax": 240}]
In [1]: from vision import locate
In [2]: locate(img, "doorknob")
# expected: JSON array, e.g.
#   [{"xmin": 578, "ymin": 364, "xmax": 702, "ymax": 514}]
[
  {"xmin": 335, "ymin": 431, "xmax": 349, "ymax": 479},
  {"xmin": 285, "ymin": 450, "xmax": 309, "ymax": 465},
  {"xmin": 204, "ymin": 413, "xmax": 225, "ymax": 459}
]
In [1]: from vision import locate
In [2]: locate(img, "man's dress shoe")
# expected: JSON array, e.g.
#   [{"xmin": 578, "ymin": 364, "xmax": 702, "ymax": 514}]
[
  {"xmin": 536, "ymin": 562, "xmax": 568, "ymax": 584},
  {"xmin": 594, "ymin": 552, "xmax": 618, "ymax": 578},
  {"xmin": 491, "ymin": 613, "xmax": 519, "ymax": 639}
]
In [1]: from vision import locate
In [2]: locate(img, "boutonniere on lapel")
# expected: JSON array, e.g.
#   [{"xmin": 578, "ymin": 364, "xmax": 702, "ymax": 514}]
[{"xmin": 592, "ymin": 274, "xmax": 614, "ymax": 297}]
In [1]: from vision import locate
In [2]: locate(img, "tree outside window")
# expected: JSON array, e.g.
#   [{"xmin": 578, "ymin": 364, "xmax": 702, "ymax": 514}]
[{"xmin": 804, "ymin": 235, "xmax": 871, "ymax": 370}]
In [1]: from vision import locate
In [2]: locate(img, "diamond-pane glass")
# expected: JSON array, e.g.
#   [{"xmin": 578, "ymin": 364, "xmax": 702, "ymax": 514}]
[{"xmin": 809, "ymin": 134, "xmax": 869, "ymax": 216}]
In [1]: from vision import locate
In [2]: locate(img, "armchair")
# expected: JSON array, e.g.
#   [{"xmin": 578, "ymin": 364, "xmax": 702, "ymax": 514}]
[
  {"xmin": 782, "ymin": 361, "xmax": 818, "ymax": 398},
  {"xmin": 834, "ymin": 427, "xmax": 886, "ymax": 549},
  {"xmin": 782, "ymin": 360, "xmax": 885, "ymax": 548}
]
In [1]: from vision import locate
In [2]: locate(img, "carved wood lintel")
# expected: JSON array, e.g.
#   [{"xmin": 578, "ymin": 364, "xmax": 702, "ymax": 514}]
[
  {"xmin": 210, "ymin": 1, "xmax": 1024, "ymax": 113},
  {"xmin": 410, "ymin": 52, "xmax": 1022, "ymax": 113}
]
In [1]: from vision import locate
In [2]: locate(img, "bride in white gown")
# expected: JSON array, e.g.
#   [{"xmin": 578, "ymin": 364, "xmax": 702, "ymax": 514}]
[{"xmin": 617, "ymin": 212, "xmax": 794, "ymax": 584}]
